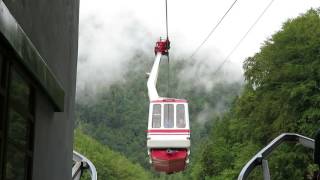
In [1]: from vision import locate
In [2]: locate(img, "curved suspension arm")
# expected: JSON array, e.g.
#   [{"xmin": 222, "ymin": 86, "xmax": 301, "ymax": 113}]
[
  {"xmin": 72, "ymin": 151, "xmax": 97, "ymax": 180},
  {"xmin": 147, "ymin": 52, "xmax": 163, "ymax": 101},
  {"xmin": 237, "ymin": 133, "xmax": 314, "ymax": 180}
]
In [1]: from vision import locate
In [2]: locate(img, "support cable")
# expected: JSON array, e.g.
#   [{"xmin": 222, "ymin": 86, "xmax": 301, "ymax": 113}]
[
  {"xmin": 211, "ymin": 0, "xmax": 275, "ymax": 76},
  {"xmin": 165, "ymin": 0, "xmax": 169, "ymax": 39},
  {"xmin": 189, "ymin": 0, "xmax": 239, "ymax": 59}
]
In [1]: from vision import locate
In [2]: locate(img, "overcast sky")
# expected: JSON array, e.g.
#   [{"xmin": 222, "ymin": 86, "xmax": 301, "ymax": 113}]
[{"xmin": 77, "ymin": 0, "xmax": 320, "ymax": 94}]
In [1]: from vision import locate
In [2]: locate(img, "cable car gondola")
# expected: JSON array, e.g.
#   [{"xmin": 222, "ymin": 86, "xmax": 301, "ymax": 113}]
[{"xmin": 146, "ymin": 38, "xmax": 191, "ymax": 173}]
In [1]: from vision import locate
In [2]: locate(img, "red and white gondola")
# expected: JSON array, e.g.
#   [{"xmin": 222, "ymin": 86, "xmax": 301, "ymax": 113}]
[{"xmin": 146, "ymin": 39, "xmax": 190, "ymax": 173}]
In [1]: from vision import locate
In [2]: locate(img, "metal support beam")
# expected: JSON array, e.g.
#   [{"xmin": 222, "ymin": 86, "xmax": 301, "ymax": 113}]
[
  {"xmin": 72, "ymin": 162, "xmax": 83, "ymax": 180},
  {"xmin": 72, "ymin": 151, "xmax": 97, "ymax": 180},
  {"xmin": 262, "ymin": 159, "xmax": 270, "ymax": 180},
  {"xmin": 238, "ymin": 133, "xmax": 315, "ymax": 180}
]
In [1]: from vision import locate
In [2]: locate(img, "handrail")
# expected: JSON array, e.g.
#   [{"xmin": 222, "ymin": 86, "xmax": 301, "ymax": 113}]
[
  {"xmin": 72, "ymin": 151, "xmax": 97, "ymax": 180},
  {"xmin": 238, "ymin": 133, "xmax": 314, "ymax": 180}
]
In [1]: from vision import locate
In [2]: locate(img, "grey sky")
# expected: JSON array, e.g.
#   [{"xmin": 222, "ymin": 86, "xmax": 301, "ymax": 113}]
[{"xmin": 77, "ymin": 0, "xmax": 320, "ymax": 95}]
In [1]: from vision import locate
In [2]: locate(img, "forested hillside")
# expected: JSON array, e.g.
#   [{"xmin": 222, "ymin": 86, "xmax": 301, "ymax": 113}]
[
  {"xmin": 75, "ymin": 8, "xmax": 320, "ymax": 180},
  {"xmin": 75, "ymin": 52, "xmax": 241, "ymax": 171},
  {"xmin": 191, "ymin": 9, "xmax": 320, "ymax": 180},
  {"xmin": 74, "ymin": 130, "xmax": 151, "ymax": 180}
]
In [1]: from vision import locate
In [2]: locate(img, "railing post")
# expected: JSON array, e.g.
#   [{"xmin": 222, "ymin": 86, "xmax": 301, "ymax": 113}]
[
  {"xmin": 314, "ymin": 129, "xmax": 320, "ymax": 168},
  {"xmin": 262, "ymin": 159, "xmax": 271, "ymax": 180},
  {"xmin": 72, "ymin": 151, "xmax": 97, "ymax": 180}
]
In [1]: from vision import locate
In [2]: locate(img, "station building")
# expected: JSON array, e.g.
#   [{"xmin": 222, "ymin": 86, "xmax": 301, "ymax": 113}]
[{"xmin": 0, "ymin": 0, "xmax": 79, "ymax": 179}]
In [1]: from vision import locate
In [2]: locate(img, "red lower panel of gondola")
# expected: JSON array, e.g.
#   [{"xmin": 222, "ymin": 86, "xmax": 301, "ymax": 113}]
[{"xmin": 151, "ymin": 149, "xmax": 187, "ymax": 173}]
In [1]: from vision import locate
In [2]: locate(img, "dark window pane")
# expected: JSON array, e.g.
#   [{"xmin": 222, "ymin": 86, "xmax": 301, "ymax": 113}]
[
  {"xmin": 9, "ymin": 70, "xmax": 30, "ymax": 111},
  {"xmin": 5, "ymin": 144, "xmax": 26, "ymax": 180},
  {"xmin": 0, "ymin": 54, "xmax": 2, "ymax": 86},
  {"xmin": 152, "ymin": 104, "xmax": 161, "ymax": 128},
  {"xmin": 0, "ymin": 96, "xmax": 3, "ymax": 131},
  {"xmin": 4, "ymin": 69, "xmax": 31, "ymax": 180},
  {"xmin": 0, "ymin": 54, "xmax": 5, "ymax": 89},
  {"xmin": 7, "ymin": 109, "xmax": 27, "ymax": 148},
  {"xmin": 5, "ymin": 109, "xmax": 28, "ymax": 180},
  {"xmin": 164, "ymin": 104, "xmax": 174, "ymax": 128},
  {"xmin": 176, "ymin": 104, "xmax": 186, "ymax": 128}
]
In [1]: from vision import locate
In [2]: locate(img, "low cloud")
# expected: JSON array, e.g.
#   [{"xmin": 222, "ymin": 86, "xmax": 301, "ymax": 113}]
[
  {"xmin": 77, "ymin": 12, "xmax": 153, "ymax": 99},
  {"xmin": 178, "ymin": 51, "xmax": 244, "ymax": 91}
]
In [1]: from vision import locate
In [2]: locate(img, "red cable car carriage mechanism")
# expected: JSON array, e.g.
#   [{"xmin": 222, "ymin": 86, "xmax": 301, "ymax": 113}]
[{"xmin": 154, "ymin": 38, "xmax": 170, "ymax": 55}]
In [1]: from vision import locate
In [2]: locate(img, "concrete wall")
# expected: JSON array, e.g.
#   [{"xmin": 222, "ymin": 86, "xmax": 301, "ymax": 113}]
[{"xmin": 2, "ymin": 0, "xmax": 79, "ymax": 179}]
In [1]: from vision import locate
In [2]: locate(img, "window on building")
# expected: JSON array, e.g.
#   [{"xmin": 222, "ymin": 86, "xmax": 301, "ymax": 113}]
[
  {"xmin": 0, "ymin": 54, "xmax": 4, "ymax": 178},
  {"xmin": 152, "ymin": 104, "xmax": 161, "ymax": 128},
  {"xmin": 0, "ymin": 55, "xmax": 2, "ymax": 85},
  {"xmin": 0, "ymin": 49, "xmax": 35, "ymax": 180},
  {"xmin": 176, "ymin": 104, "xmax": 186, "ymax": 128},
  {"xmin": 164, "ymin": 104, "xmax": 174, "ymax": 128},
  {"xmin": 0, "ymin": 53, "xmax": 6, "ymax": 90},
  {"xmin": 4, "ymin": 69, "xmax": 34, "ymax": 180}
]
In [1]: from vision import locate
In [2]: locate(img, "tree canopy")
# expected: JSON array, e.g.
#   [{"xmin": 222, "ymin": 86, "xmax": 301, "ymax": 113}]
[{"xmin": 191, "ymin": 9, "xmax": 320, "ymax": 180}]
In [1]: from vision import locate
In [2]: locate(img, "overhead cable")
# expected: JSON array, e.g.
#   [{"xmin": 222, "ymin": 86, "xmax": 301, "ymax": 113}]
[
  {"xmin": 165, "ymin": 0, "xmax": 169, "ymax": 39},
  {"xmin": 212, "ymin": 0, "xmax": 275, "ymax": 75},
  {"xmin": 189, "ymin": 0, "xmax": 239, "ymax": 59}
]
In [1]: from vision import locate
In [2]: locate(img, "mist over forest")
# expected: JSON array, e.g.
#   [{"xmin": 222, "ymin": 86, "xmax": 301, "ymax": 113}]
[{"xmin": 74, "ymin": 8, "xmax": 320, "ymax": 180}]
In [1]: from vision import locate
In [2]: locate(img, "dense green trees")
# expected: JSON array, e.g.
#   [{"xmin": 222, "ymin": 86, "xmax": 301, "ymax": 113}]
[
  {"xmin": 74, "ymin": 130, "xmax": 151, "ymax": 180},
  {"xmin": 76, "ymin": 52, "xmax": 241, "ymax": 173},
  {"xmin": 192, "ymin": 9, "xmax": 320, "ymax": 180}
]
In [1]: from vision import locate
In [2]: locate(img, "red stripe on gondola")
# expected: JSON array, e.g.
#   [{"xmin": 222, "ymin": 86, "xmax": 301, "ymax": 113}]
[{"xmin": 146, "ymin": 129, "xmax": 191, "ymax": 133}]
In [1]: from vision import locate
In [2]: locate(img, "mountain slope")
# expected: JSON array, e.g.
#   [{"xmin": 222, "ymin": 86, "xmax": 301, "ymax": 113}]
[
  {"xmin": 76, "ymin": 53, "xmax": 242, "ymax": 172},
  {"xmin": 192, "ymin": 9, "xmax": 320, "ymax": 180},
  {"xmin": 74, "ymin": 130, "xmax": 151, "ymax": 180}
]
